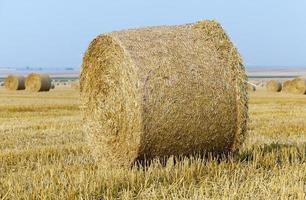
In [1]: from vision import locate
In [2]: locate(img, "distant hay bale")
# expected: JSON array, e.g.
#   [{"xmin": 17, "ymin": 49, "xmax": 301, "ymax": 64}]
[
  {"xmin": 0, "ymin": 82, "xmax": 4, "ymax": 87},
  {"xmin": 266, "ymin": 80, "xmax": 282, "ymax": 92},
  {"xmin": 71, "ymin": 80, "xmax": 80, "ymax": 90},
  {"xmin": 4, "ymin": 75, "xmax": 25, "ymax": 90},
  {"xmin": 282, "ymin": 80, "xmax": 293, "ymax": 93},
  {"xmin": 247, "ymin": 82, "xmax": 256, "ymax": 92},
  {"xmin": 80, "ymin": 20, "xmax": 248, "ymax": 167},
  {"xmin": 51, "ymin": 82, "xmax": 55, "ymax": 89},
  {"xmin": 283, "ymin": 77, "xmax": 306, "ymax": 94},
  {"xmin": 25, "ymin": 73, "xmax": 52, "ymax": 92}
]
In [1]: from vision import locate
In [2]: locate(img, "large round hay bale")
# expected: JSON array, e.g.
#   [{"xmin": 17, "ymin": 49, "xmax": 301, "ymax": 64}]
[
  {"xmin": 25, "ymin": 73, "xmax": 52, "ymax": 92},
  {"xmin": 282, "ymin": 80, "xmax": 293, "ymax": 93},
  {"xmin": 4, "ymin": 75, "xmax": 25, "ymax": 90},
  {"xmin": 80, "ymin": 20, "xmax": 248, "ymax": 167},
  {"xmin": 266, "ymin": 80, "xmax": 282, "ymax": 92}
]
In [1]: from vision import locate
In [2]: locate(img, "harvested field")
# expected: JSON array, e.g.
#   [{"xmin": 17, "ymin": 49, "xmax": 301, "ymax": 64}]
[{"xmin": 0, "ymin": 87, "xmax": 305, "ymax": 199}]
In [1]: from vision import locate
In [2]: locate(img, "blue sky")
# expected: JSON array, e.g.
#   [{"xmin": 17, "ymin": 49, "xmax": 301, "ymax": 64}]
[{"xmin": 1, "ymin": 0, "xmax": 306, "ymax": 69}]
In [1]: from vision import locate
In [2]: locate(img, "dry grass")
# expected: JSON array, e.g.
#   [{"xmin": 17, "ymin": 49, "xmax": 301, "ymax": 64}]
[{"xmin": 0, "ymin": 87, "xmax": 305, "ymax": 199}]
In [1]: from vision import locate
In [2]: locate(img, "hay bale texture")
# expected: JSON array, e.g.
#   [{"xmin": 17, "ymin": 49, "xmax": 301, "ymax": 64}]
[
  {"xmin": 25, "ymin": 73, "xmax": 52, "ymax": 92},
  {"xmin": 4, "ymin": 75, "xmax": 25, "ymax": 90},
  {"xmin": 266, "ymin": 80, "xmax": 282, "ymax": 92},
  {"xmin": 80, "ymin": 20, "xmax": 248, "ymax": 167},
  {"xmin": 283, "ymin": 77, "xmax": 306, "ymax": 94}
]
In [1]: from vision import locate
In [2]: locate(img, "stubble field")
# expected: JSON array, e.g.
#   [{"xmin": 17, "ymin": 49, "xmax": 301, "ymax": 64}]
[{"xmin": 0, "ymin": 87, "xmax": 305, "ymax": 199}]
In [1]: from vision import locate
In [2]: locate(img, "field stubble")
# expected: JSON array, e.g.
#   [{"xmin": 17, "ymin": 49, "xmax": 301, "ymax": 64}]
[{"xmin": 0, "ymin": 87, "xmax": 305, "ymax": 199}]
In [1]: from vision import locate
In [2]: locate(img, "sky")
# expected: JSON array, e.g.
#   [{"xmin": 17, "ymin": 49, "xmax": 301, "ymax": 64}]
[{"xmin": 1, "ymin": 0, "xmax": 306, "ymax": 69}]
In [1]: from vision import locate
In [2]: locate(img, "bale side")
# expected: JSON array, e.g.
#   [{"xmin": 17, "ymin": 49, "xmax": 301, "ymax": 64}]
[
  {"xmin": 192, "ymin": 20, "xmax": 248, "ymax": 151},
  {"xmin": 266, "ymin": 80, "xmax": 282, "ymax": 92},
  {"xmin": 80, "ymin": 20, "xmax": 248, "ymax": 168},
  {"xmin": 25, "ymin": 73, "xmax": 52, "ymax": 92},
  {"xmin": 4, "ymin": 75, "xmax": 25, "ymax": 90}
]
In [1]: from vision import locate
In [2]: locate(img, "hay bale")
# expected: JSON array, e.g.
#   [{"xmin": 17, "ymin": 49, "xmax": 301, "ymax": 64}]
[
  {"xmin": 51, "ymin": 82, "xmax": 55, "ymax": 89},
  {"xmin": 282, "ymin": 80, "xmax": 292, "ymax": 93},
  {"xmin": 266, "ymin": 80, "xmax": 282, "ymax": 92},
  {"xmin": 80, "ymin": 20, "xmax": 248, "ymax": 167},
  {"xmin": 247, "ymin": 82, "xmax": 256, "ymax": 92},
  {"xmin": 0, "ymin": 82, "xmax": 4, "ymax": 87},
  {"xmin": 4, "ymin": 75, "xmax": 25, "ymax": 90},
  {"xmin": 283, "ymin": 77, "xmax": 306, "ymax": 94},
  {"xmin": 71, "ymin": 80, "xmax": 80, "ymax": 90},
  {"xmin": 25, "ymin": 73, "xmax": 52, "ymax": 92}
]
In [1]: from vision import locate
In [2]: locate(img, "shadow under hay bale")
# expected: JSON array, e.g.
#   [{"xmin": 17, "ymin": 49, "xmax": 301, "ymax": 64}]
[
  {"xmin": 25, "ymin": 73, "xmax": 52, "ymax": 92},
  {"xmin": 266, "ymin": 80, "xmax": 282, "ymax": 92},
  {"xmin": 4, "ymin": 75, "xmax": 25, "ymax": 90},
  {"xmin": 80, "ymin": 20, "xmax": 248, "ymax": 168}
]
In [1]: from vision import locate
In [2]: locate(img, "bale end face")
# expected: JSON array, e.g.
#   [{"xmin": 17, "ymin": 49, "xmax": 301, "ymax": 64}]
[{"xmin": 81, "ymin": 35, "xmax": 142, "ymax": 167}]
